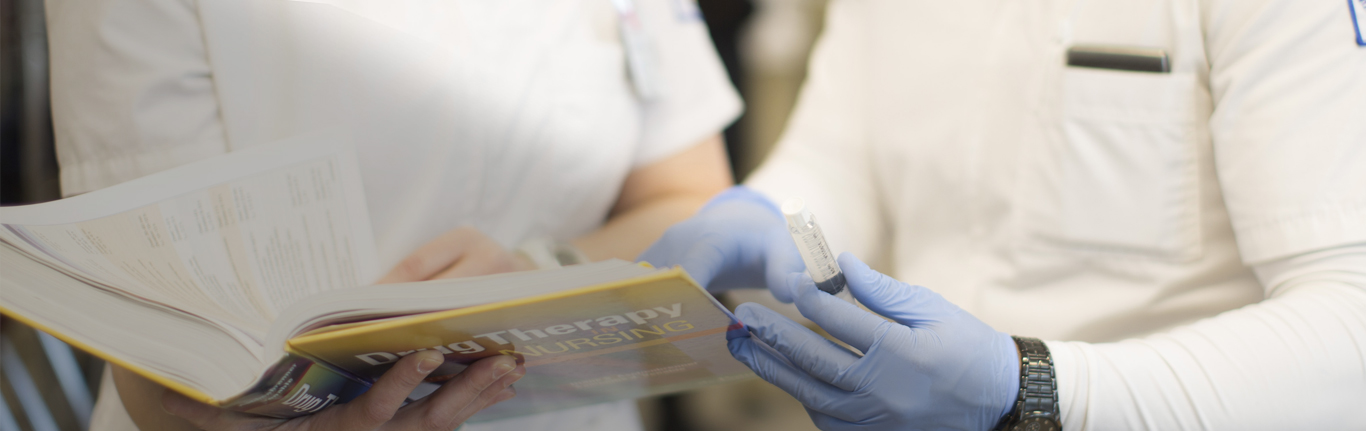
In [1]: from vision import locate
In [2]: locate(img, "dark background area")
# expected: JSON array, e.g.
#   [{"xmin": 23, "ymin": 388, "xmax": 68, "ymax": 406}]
[
  {"xmin": 4, "ymin": 1, "xmax": 102, "ymax": 429},
  {"xmin": 1, "ymin": 0, "xmax": 59, "ymax": 207}
]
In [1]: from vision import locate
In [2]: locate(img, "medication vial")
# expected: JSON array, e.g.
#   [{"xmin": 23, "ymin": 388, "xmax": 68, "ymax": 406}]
[{"xmin": 782, "ymin": 198, "xmax": 849, "ymax": 297}]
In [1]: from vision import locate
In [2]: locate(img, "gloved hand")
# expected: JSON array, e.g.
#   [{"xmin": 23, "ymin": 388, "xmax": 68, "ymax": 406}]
[
  {"xmin": 638, "ymin": 186, "xmax": 805, "ymax": 300},
  {"xmin": 728, "ymin": 253, "xmax": 1020, "ymax": 431}
]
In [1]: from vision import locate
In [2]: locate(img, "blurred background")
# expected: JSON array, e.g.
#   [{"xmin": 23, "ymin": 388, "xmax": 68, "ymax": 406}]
[{"xmin": 0, "ymin": 0, "xmax": 828, "ymax": 429}]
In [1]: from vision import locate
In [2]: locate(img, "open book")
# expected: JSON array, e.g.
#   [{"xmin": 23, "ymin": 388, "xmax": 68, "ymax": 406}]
[{"xmin": 0, "ymin": 136, "xmax": 750, "ymax": 421}]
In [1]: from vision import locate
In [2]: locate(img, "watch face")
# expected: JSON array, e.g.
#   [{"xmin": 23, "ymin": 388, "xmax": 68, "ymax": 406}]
[{"xmin": 1011, "ymin": 417, "xmax": 1061, "ymax": 431}]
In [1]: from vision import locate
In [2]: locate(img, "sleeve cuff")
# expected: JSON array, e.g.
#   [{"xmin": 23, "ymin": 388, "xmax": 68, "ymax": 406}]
[
  {"xmin": 630, "ymin": 0, "xmax": 744, "ymax": 167},
  {"xmin": 632, "ymin": 90, "xmax": 742, "ymax": 167},
  {"xmin": 1047, "ymin": 340, "xmax": 1091, "ymax": 431},
  {"xmin": 1234, "ymin": 200, "xmax": 1366, "ymax": 264}
]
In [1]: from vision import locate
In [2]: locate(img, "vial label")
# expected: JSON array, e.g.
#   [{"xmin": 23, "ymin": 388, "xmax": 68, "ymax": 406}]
[{"xmin": 790, "ymin": 224, "xmax": 847, "ymax": 295}]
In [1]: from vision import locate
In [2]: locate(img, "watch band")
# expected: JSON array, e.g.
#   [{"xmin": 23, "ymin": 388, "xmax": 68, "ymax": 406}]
[{"xmin": 994, "ymin": 336, "xmax": 1061, "ymax": 431}]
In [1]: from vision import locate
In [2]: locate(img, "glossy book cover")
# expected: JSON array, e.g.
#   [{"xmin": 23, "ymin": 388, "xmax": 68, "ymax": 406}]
[{"xmin": 286, "ymin": 268, "xmax": 753, "ymax": 422}]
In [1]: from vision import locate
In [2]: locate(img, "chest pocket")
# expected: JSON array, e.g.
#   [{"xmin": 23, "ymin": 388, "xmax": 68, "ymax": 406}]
[{"xmin": 1021, "ymin": 67, "xmax": 1202, "ymax": 259}]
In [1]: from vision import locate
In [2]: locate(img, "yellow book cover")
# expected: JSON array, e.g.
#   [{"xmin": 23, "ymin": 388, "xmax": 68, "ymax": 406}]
[{"xmin": 287, "ymin": 268, "xmax": 753, "ymax": 422}]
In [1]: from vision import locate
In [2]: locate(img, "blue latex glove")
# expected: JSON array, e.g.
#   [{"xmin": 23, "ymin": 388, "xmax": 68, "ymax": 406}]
[
  {"xmin": 639, "ymin": 186, "xmax": 804, "ymax": 299},
  {"xmin": 729, "ymin": 253, "xmax": 1020, "ymax": 431}
]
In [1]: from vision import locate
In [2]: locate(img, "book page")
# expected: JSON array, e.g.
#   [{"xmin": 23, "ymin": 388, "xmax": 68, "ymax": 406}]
[
  {"xmin": 269, "ymin": 260, "xmax": 659, "ymax": 349},
  {"xmin": 1, "ymin": 242, "xmax": 264, "ymax": 400},
  {"xmin": 0, "ymin": 133, "xmax": 379, "ymax": 346}
]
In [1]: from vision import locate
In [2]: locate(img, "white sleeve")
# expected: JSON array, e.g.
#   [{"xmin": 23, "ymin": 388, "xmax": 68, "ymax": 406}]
[
  {"xmin": 744, "ymin": 0, "xmax": 886, "ymax": 261},
  {"xmin": 629, "ymin": 0, "xmax": 743, "ymax": 167},
  {"xmin": 1201, "ymin": 0, "xmax": 1366, "ymax": 263},
  {"xmin": 1050, "ymin": 246, "xmax": 1366, "ymax": 429},
  {"xmin": 1049, "ymin": 0, "xmax": 1366, "ymax": 428},
  {"xmin": 46, "ymin": 0, "xmax": 228, "ymax": 196}
]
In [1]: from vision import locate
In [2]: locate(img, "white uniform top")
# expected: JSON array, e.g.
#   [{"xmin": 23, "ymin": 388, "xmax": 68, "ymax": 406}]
[
  {"xmin": 47, "ymin": 0, "xmax": 740, "ymax": 430},
  {"xmin": 747, "ymin": 0, "xmax": 1366, "ymax": 428}
]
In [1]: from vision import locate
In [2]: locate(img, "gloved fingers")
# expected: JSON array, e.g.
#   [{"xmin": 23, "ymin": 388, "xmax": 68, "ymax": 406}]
[
  {"xmin": 636, "ymin": 244, "xmax": 671, "ymax": 272},
  {"xmin": 728, "ymin": 336, "xmax": 851, "ymax": 416},
  {"xmin": 807, "ymin": 408, "xmax": 862, "ymax": 429},
  {"xmin": 839, "ymin": 252, "xmax": 958, "ymax": 327},
  {"xmin": 643, "ymin": 226, "xmax": 738, "ymax": 291},
  {"xmin": 764, "ymin": 229, "xmax": 806, "ymax": 303},
  {"xmin": 790, "ymin": 272, "xmax": 893, "ymax": 354},
  {"xmin": 735, "ymin": 303, "xmax": 860, "ymax": 390},
  {"xmin": 674, "ymin": 238, "xmax": 731, "ymax": 291},
  {"xmin": 638, "ymin": 230, "xmax": 689, "ymax": 278}
]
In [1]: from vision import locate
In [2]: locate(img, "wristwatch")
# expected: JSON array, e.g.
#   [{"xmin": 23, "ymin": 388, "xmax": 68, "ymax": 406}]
[{"xmin": 993, "ymin": 336, "xmax": 1061, "ymax": 431}]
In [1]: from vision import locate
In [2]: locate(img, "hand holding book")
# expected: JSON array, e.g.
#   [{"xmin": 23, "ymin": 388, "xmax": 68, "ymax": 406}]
[
  {"xmin": 376, "ymin": 227, "xmax": 534, "ymax": 284},
  {"xmin": 163, "ymin": 351, "xmax": 525, "ymax": 430}
]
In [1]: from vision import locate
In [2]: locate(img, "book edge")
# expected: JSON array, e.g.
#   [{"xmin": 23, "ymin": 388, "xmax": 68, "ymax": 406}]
[
  {"xmin": 0, "ymin": 303, "xmax": 223, "ymax": 407},
  {"xmin": 286, "ymin": 266, "xmax": 688, "ymax": 348}
]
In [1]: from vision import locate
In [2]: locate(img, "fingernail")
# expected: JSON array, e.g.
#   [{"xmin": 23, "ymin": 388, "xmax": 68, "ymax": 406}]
[
  {"xmin": 416, "ymin": 351, "xmax": 444, "ymax": 373},
  {"xmin": 493, "ymin": 359, "xmax": 516, "ymax": 378},
  {"xmin": 734, "ymin": 303, "xmax": 753, "ymax": 319}
]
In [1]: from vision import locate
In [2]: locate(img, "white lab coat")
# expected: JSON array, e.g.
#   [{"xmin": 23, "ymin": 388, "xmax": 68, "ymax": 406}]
[
  {"xmin": 747, "ymin": 0, "xmax": 1366, "ymax": 428},
  {"xmin": 46, "ymin": 0, "xmax": 741, "ymax": 430}
]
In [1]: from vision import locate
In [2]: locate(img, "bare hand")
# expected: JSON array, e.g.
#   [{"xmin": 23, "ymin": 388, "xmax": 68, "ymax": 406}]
[
  {"xmin": 162, "ymin": 351, "xmax": 524, "ymax": 430},
  {"xmin": 377, "ymin": 227, "xmax": 534, "ymax": 284}
]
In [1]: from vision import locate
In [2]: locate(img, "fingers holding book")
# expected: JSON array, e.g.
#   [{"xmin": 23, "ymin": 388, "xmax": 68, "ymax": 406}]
[
  {"xmin": 391, "ymin": 352, "xmax": 525, "ymax": 429},
  {"xmin": 377, "ymin": 227, "xmax": 535, "ymax": 284},
  {"xmin": 160, "ymin": 351, "xmax": 524, "ymax": 431}
]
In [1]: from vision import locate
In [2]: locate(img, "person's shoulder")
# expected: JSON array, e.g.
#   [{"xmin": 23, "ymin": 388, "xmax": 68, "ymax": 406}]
[{"xmin": 633, "ymin": 0, "xmax": 711, "ymax": 37}]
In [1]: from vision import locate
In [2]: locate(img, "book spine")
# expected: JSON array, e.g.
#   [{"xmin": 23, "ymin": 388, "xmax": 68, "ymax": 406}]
[{"xmin": 221, "ymin": 352, "xmax": 372, "ymax": 419}]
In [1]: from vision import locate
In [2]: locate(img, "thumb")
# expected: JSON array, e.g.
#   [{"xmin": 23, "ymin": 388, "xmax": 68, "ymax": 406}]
[
  {"xmin": 838, "ymin": 253, "xmax": 960, "ymax": 327},
  {"xmin": 638, "ymin": 228, "xmax": 729, "ymax": 291},
  {"xmin": 326, "ymin": 350, "xmax": 445, "ymax": 427},
  {"xmin": 673, "ymin": 237, "xmax": 730, "ymax": 291},
  {"xmin": 636, "ymin": 237, "xmax": 678, "ymax": 275},
  {"xmin": 790, "ymin": 272, "xmax": 894, "ymax": 354},
  {"xmin": 763, "ymin": 227, "xmax": 806, "ymax": 303}
]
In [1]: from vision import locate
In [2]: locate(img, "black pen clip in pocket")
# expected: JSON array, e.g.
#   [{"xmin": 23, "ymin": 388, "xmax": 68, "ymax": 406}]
[
  {"xmin": 1066, "ymin": 45, "xmax": 1170, "ymax": 73},
  {"xmin": 1020, "ymin": 48, "xmax": 1202, "ymax": 260}
]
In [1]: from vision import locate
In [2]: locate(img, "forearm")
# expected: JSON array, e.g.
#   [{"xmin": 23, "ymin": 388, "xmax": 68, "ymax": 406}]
[
  {"xmin": 1049, "ymin": 246, "xmax": 1366, "ymax": 429},
  {"xmin": 573, "ymin": 193, "xmax": 713, "ymax": 262},
  {"xmin": 573, "ymin": 135, "xmax": 732, "ymax": 262},
  {"xmin": 112, "ymin": 366, "xmax": 200, "ymax": 431}
]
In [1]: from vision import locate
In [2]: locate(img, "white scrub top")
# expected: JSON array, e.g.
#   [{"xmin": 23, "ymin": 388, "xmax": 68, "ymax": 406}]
[
  {"xmin": 46, "ymin": 0, "xmax": 740, "ymax": 430},
  {"xmin": 748, "ymin": 0, "xmax": 1366, "ymax": 428}
]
